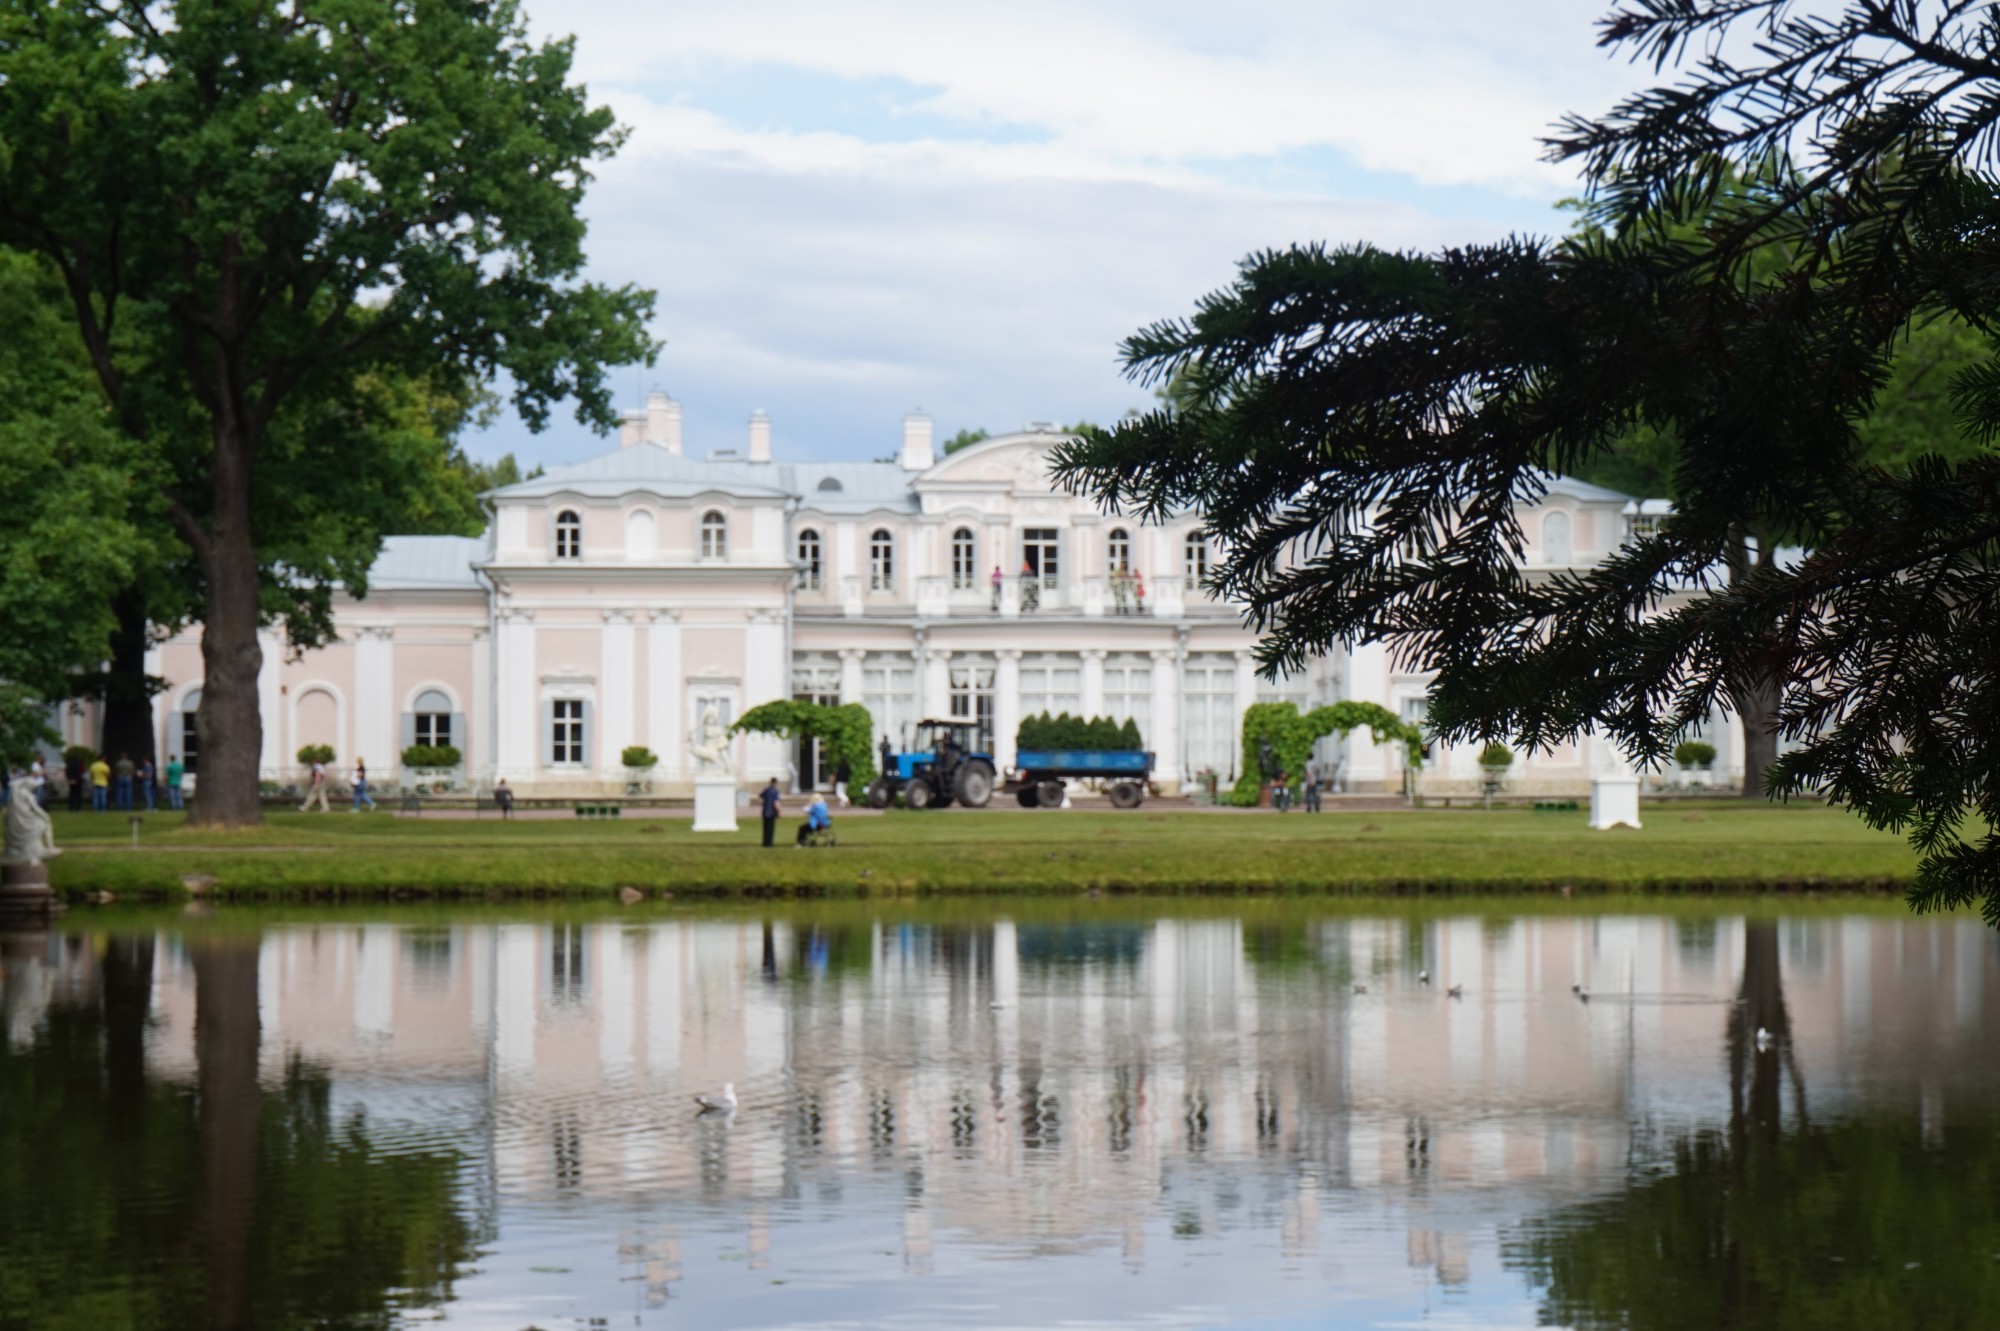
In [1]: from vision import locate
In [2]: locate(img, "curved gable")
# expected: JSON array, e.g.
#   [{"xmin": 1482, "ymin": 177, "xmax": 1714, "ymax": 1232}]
[{"xmin": 921, "ymin": 430, "xmax": 1068, "ymax": 491}]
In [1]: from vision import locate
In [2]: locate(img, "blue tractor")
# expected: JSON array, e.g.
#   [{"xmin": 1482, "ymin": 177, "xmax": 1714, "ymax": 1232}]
[{"xmin": 865, "ymin": 719, "xmax": 997, "ymax": 810}]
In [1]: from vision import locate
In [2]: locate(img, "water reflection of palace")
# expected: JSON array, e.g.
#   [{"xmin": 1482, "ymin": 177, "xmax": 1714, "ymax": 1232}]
[{"xmin": 5, "ymin": 911, "xmax": 1999, "ymax": 1302}]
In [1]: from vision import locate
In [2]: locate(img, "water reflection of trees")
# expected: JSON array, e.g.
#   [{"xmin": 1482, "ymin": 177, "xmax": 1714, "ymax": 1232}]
[
  {"xmin": 0, "ymin": 930, "xmax": 477, "ymax": 1330},
  {"xmin": 1502, "ymin": 919, "xmax": 2000, "ymax": 1331}
]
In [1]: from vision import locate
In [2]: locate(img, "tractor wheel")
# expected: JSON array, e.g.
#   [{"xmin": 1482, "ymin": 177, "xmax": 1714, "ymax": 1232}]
[
  {"xmin": 1016, "ymin": 786, "xmax": 1041, "ymax": 808},
  {"xmin": 904, "ymin": 779, "xmax": 933, "ymax": 810},
  {"xmin": 1108, "ymin": 781, "xmax": 1144, "ymax": 810},
  {"xmin": 953, "ymin": 759, "xmax": 996, "ymax": 808},
  {"xmin": 865, "ymin": 780, "xmax": 894, "ymax": 809},
  {"xmin": 1035, "ymin": 779, "xmax": 1066, "ymax": 809}
]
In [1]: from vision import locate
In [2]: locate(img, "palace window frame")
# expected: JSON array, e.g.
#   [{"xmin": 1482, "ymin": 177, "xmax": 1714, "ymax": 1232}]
[
  {"xmin": 951, "ymin": 527, "xmax": 976, "ymax": 590},
  {"xmin": 700, "ymin": 509, "xmax": 729, "ymax": 560},
  {"xmin": 797, "ymin": 528, "xmax": 823, "ymax": 590},
  {"xmin": 869, "ymin": 528, "xmax": 895, "ymax": 592},
  {"xmin": 555, "ymin": 509, "xmax": 582, "ymax": 560}
]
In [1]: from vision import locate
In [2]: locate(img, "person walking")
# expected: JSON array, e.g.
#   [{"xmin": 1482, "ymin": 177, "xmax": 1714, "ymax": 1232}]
[
  {"xmin": 351, "ymin": 758, "xmax": 377, "ymax": 812},
  {"xmin": 165, "ymin": 754, "xmax": 185, "ymax": 811},
  {"xmin": 833, "ymin": 755, "xmax": 852, "ymax": 808},
  {"xmin": 137, "ymin": 756, "xmax": 157, "ymax": 811},
  {"xmin": 65, "ymin": 751, "xmax": 85, "ymax": 812},
  {"xmin": 89, "ymin": 753, "xmax": 110, "ymax": 812},
  {"xmin": 113, "ymin": 753, "xmax": 135, "ymax": 811},
  {"xmin": 299, "ymin": 757, "xmax": 331, "ymax": 813},
  {"xmin": 759, "ymin": 777, "xmax": 782, "ymax": 848},
  {"xmin": 1304, "ymin": 760, "xmax": 1323, "ymax": 813}
]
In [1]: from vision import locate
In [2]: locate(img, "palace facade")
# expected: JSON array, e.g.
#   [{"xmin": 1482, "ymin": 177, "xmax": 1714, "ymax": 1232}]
[{"xmin": 92, "ymin": 391, "xmax": 1745, "ymax": 797}]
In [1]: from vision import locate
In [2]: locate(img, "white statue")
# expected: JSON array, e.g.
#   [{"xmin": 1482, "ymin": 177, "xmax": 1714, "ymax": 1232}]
[
  {"xmin": 3, "ymin": 786, "xmax": 60, "ymax": 867},
  {"xmin": 688, "ymin": 701, "xmax": 735, "ymax": 777}
]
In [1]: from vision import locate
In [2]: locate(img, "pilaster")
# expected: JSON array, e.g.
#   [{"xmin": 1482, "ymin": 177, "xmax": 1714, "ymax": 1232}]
[
  {"xmin": 1150, "ymin": 648, "xmax": 1181, "ymax": 786},
  {"xmin": 353, "ymin": 625, "xmax": 396, "ymax": 776},
  {"xmin": 1080, "ymin": 648, "xmax": 1106, "ymax": 719},
  {"xmin": 601, "ymin": 609, "xmax": 636, "ymax": 779},
  {"xmin": 994, "ymin": 649, "xmax": 1022, "ymax": 773},
  {"xmin": 646, "ymin": 610, "xmax": 682, "ymax": 781}
]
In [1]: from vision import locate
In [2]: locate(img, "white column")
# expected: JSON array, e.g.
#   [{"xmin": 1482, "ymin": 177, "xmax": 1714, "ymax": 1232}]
[
  {"xmin": 1343, "ymin": 640, "xmax": 1390, "ymax": 791},
  {"xmin": 494, "ymin": 609, "xmax": 538, "ymax": 782},
  {"xmin": 257, "ymin": 628, "xmax": 283, "ymax": 777},
  {"xmin": 470, "ymin": 627, "xmax": 491, "ymax": 780},
  {"xmin": 839, "ymin": 648, "xmax": 865, "ymax": 703},
  {"xmin": 994, "ymin": 649, "xmax": 1022, "ymax": 773},
  {"xmin": 744, "ymin": 609, "xmax": 788, "ymax": 778},
  {"xmin": 924, "ymin": 649, "xmax": 952, "ymax": 723},
  {"xmin": 1150, "ymin": 648, "xmax": 1181, "ymax": 787},
  {"xmin": 1234, "ymin": 648, "xmax": 1259, "ymax": 785},
  {"xmin": 1080, "ymin": 649, "xmax": 1106, "ymax": 719},
  {"xmin": 353, "ymin": 626, "xmax": 395, "ymax": 777},
  {"xmin": 647, "ymin": 610, "xmax": 683, "ymax": 782},
  {"xmin": 601, "ymin": 609, "xmax": 636, "ymax": 780}
]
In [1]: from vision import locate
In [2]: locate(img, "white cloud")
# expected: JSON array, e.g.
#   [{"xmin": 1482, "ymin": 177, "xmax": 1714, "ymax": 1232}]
[{"xmin": 471, "ymin": 1, "xmax": 1647, "ymax": 467}]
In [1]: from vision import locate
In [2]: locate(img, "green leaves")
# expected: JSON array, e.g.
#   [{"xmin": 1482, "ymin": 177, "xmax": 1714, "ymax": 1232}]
[{"xmin": 734, "ymin": 700, "xmax": 878, "ymax": 790}]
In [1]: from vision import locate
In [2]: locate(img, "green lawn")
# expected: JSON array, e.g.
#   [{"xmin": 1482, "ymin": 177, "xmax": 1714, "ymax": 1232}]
[{"xmin": 41, "ymin": 801, "xmax": 1918, "ymax": 901}]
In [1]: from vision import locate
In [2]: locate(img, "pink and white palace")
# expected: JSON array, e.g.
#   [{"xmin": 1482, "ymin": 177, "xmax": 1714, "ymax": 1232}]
[{"xmin": 89, "ymin": 392, "xmax": 1744, "ymax": 797}]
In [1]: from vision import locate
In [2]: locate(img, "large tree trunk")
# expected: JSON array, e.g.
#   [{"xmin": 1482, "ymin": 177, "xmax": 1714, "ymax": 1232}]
[
  {"xmin": 189, "ymin": 430, "xmax": 266, "ymax": 827},
  {"xmin": 1729, "ymin": 674, "xmax": 1783, "ymax": 800},
  {"xmin": 193, "ymin": 935, "xmax": 262, "ymax": 1331},
  {"xmin": 100, "ymin": 589, "xmax": 158, "ymax": 770}
]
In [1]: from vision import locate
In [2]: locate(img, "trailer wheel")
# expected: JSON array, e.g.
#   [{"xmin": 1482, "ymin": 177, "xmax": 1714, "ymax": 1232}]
[
  {"xmin": 1108, "ymin": 781, "xmax": 1143, "ymax": 810},
  {"xmin": 1016, "ymin": 786, "xmax": 1040, "ymax": 808},
  {"xmin": 865, "ymin": 780, "xmax": 894, "ymax": 809},
  {"xmin": 1035, "ymin": 779, "xmax": 1065, "ymax": 809},
  {"xmin": 904, "ymin": 779, "xmax": 933, "ymax": 810}
]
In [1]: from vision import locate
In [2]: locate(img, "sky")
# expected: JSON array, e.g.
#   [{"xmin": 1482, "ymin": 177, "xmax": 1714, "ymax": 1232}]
[{"xmin": 471, "ymin": 1, "xmax": 1648, "ymax": 470}]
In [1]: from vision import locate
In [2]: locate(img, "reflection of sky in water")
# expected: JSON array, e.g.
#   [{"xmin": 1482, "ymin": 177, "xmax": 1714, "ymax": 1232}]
[{"xmin": 6, "ymin": 910, "xmax": 1998, "ymax": 1329}]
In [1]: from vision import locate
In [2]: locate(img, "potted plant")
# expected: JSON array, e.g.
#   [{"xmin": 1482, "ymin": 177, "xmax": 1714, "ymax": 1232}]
[
  {"xmin": 622, "ymin": 745, "xmax": 658, "ymax": 794},
  {"xmin": 1477, "ymin": 741, "xmax": 1514, "ymax": 807},
  {"xmin": 1673, "ymin": 740, "xmax": 1718, "ymax": 791},
  {"xmin": 401, "ymin": 743, "xmax": 463, "ymax": 793}
]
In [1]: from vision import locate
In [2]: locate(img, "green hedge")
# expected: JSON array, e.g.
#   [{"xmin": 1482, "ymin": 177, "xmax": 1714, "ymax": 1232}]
[
  {"xmin": 1229, "ymin": 701, "xmax": 1425, "ymax": 805},
  {"xmin": 1017, "ymin": 712, "xmax": 1143, "ymax": 751},
  {"xmin": 401, "ymin": 744, "xmax": 461, "ymax": 768}
]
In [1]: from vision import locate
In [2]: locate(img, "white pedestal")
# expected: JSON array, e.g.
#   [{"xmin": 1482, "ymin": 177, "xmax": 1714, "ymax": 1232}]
[
  {"xmin": 691, "ymin": 777, "xmax": 740, "ymax": 833},
  {"xmin": 1589, "ymin": 775, "xmax": 1642, "ymax": 830}
]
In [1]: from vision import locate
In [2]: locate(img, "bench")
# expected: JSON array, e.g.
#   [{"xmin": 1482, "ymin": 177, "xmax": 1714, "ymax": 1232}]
[
  {"xmin": 575, "ymin": 803, "xmax": 622, "ymax": 820},
  {"xmin": 1534, "ymin": 800, "xmax": 1582, "ymax": 813}
]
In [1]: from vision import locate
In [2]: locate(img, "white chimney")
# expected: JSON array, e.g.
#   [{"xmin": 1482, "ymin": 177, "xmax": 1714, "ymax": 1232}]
[
  {"xmin": 618, "ymin": 408, "xmax": 645, "ymax": 448},
  {"xmin": 644, "ymin": 389, "xmax": 682, "ymax": 456},
  {"xmin": 747, "ymin": 408, "xmax": 772, "ymax": 463},
  {"xmin": 900, "ymin": 409, "xmax": 934, "ymax": 472}
]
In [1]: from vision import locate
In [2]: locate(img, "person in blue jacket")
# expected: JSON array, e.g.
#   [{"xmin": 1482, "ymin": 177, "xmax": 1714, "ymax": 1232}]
[{"xmin": 759, "ymin": 777, "xmax": 782, "ymax": 847}]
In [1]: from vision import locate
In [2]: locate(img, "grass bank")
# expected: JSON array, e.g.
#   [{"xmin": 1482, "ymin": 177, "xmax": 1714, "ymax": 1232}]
[{"xmin": 41, "ymin": 801, "xmax": 1916, "ymax": 902}]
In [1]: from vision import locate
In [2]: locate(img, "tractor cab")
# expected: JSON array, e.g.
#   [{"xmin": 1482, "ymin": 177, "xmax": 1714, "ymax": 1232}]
[{"xmin": 867, "ymin": 719, "xmax": 997, "ymax": 809}]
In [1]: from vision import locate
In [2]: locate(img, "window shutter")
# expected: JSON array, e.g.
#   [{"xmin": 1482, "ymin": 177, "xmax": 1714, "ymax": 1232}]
[
  {"xmin": 399, "ymin": 712, "xmax": 416, "ymax": 762},
  {"xmin": 541, "ymin": 700, "xmax": 555, "ymax": 768},
  {"xmin": 449, "ymin": 712, "xmax": 466, "ymax": 760},
  {"xmin": 579, "ymin": 701, "xmax": 593, "ymax": 769}
]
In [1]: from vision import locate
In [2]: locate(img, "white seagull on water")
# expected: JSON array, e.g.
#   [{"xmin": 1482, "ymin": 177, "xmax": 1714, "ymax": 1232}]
[{"xmin": 694, "ymin": 1082, "xmax": 738, "ymax": 1112}]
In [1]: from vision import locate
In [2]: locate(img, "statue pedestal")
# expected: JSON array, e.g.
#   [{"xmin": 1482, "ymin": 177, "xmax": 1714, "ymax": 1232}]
[
  {"xmin": 691, "ymin": 776, "xmax": 739, "ymax": 833},
  {"xmin": 0, "ymin": 862, "xmax": 62, "ymax": 916},
  {"xmin": 1589, "ymin": 775, "xmax": 1642, "ymax": 830}
]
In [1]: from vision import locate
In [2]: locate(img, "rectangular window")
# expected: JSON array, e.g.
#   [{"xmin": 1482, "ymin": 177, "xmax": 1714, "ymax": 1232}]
[
  {"xmin": 551, "ymin": 699, "xmax": 585, "ymax": 765},
  {"xmin": 949, "ymin": 659, "xmax": 996, "ymax": 755},
  {"xmin": 181, "ymin": 713, "xmax": 201, "ymax": 773},
  {"xmin": 862, "ymin": 655, "xmax": 917, "ymax": 753},
  {"xmin": 1181, "ymin": 655, "xmax": 1237, "ymax": 779},
  {"xmin": 414, "ymin": 713, "xmax": 452, "ymax": 747},
  {"xmin": 1023, "ymin": 528, "xmax": 1060, "ymax": 587},
  {"xmin": 1019, "ymin": 657, "xmax": 1081, "ymax": 718},
  {"xmin": 1104, "ymin": 655, "xmax": 1153, "ymax": 741}
]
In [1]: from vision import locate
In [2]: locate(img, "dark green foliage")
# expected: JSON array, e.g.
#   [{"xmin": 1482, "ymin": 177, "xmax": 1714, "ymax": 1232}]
[
  {"xmin": 1228, "ymin": 702, "xmax": 1422, "ymax": 805},
  {"xmin": 1479, "ymin": 742, "xmax": 1514, "ymax": 769},
  {"xmin": 1016, "ymin": 712, "xmax": 1142, "ymax": 752},
  {"xmin": 61, "ymin": 746, "xmax": 97, "ymax": 769},
  {"xmin": 621, "ymin": 745, "xmax": 658, "ymax": 769},
  {"xmin": 734, "ymin": 700, "xmax": 877, "ymax": 789},
  {"xmin": 941, "ymin": 428, "xmax": 990, "ymax": 454},
  {"xmin": 400, "ymin": 744, "xmax": 461, "ymax": 769},
  {"xmin": 296, "ymin": 744, "xmax": 336, "ymax": 767},
  {"xmin": 1674, "ymin": 741, "xmax": 1717, "ymax": 770},
  {"xmin": 1053, "ymin": 4, "xmax": 2000, "ymax": 924}
]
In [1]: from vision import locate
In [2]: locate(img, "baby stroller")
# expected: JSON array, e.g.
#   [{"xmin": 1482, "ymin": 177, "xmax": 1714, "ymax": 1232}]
[{"xmin": 796, "ymin": 797, "xmax": 837, "ymax": 848}]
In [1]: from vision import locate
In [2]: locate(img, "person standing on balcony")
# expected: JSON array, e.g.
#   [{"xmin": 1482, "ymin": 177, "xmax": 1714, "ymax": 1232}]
[
  {"xmin": 1133, "ymin": 569, "xmax": 1147, "ymax": 615},
  {"xmin": 990, "ymin": 565, "xmax": 1004, "ymax": 611},
  {"xmin": 1020, "ymin": 561, "xmax": 1039, "ymax": 612}
]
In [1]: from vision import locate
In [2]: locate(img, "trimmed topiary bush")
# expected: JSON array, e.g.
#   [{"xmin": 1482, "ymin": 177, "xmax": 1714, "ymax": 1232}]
[
  {"xmin": 1478, "ymin": 741, "xmax": 1514, "ymax": 769},
  {"xmin": 622, "ymin": 745, "xmax": 658, "ymax": 768},
  {"xmin": 401, "ymin": 744, "xmax": 461, "ymax": 768},
  {"xmin": 1674, "ymin": 740, "xmax": 1717, "ymax": 769},
  {"xmin": 297, "ymin": 743, "xmax": 336, "ymax": 766}
]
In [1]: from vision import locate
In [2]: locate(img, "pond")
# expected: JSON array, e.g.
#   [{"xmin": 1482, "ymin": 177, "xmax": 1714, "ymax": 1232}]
[{"xmin": 2, "ymin": 904, "xmax": 1997, "ymax": 1329}]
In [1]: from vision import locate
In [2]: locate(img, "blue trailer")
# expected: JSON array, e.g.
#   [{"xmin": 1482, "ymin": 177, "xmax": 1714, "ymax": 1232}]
[{"xmin": 1009, "ymin": 749, "xmax": 1153, "ymax": 809}]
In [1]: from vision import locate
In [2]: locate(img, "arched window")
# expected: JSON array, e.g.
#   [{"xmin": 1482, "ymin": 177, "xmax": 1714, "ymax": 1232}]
[
  {"xmin": 554, "ymin": 509, "xmax": 582, "ymax": 560},
  {"xmin": 624, "ymin": 508, "xmax": 657, "ymax": 560},
  {"xmin": 411, "ymin": 688, "xmax": 454, "ymax": 749},
  {"xmin": 1108, "ymin": 527, "xmax": 1131, "ymax": 574},
  {"xmin": 181, "ymin": 689, "xmax": 203, "ymax": 772},
  {"xmin": 1184, "ymin": 533, "xmax": 1210, "ymax": 590},
  {"xmin": 1542, "ymin": 511, "xmax": 1572, "ymax": 566},
  {"xmin": 869, "ymin": 528, "xmax": 894, "ymax": 591},
  {"xmin": 700, "ymin": 509, "xmax": 728, "ymax": 560},
  {"xmin": 797, "ymin": 528, "xmax": 823, "ymax": 590},
  {"xmin": 816, "ymin": 476, "xmax": 844, "ymax": 493},
  {"xmin": 951, "ymin": 527, "xmax": 976, "ymax": 589}
]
